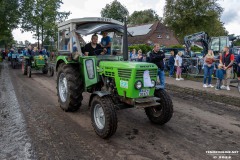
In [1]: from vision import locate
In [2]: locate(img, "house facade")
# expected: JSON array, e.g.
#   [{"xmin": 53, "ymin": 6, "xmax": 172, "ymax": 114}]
[{"xmin": 128, "ymin": 21, "xmax": 179, "ymax": 47}]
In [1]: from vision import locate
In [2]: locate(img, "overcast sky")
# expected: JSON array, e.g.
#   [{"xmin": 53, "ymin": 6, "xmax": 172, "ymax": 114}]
[{"xmin": 12, "ymin": 0, "xmax": 240, "ymax": 43}]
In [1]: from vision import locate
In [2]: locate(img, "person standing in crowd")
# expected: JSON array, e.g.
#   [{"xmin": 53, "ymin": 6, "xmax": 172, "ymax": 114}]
[
  {"xmin": 150, "ymin": 44, "xmax": 165, "ymax": 88},
  {"xmin": 100, "ymin": 31, "xmax": 111, "ymax": 55},
  {"xmin": 137, "ymin": 50, "xmax": 143, "ymax": 62},
  {"xmin": 174, "ymin": 51, "xmax": 184, "ymax": 80},
  {"xmin": 236, "ymin": 51, "xmax": 240, "ymax": 81},
  {"xmin": 168, "ymin": 50, "xmax": 175, "ymax": 77},
  {"xmin": 27, "ymin": 44, "xmax": 32, "ymax": 56},
  {"xmin": 220, "ymin": 47, "xmax": 235, "ymax": 90},
  {"xmin": 215, "ymin": 64, "xmax": 225, "ymax": 90},
  {"xmin": 131, "ymin": 49, "xmax": 137, "ymax": 61},
  {"xmin": 203, "ymin": 50, "xmax": 215, "ymax": 88}
]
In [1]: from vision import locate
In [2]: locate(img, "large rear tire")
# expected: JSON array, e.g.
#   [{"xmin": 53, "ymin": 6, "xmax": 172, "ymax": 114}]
[
  {"xmin": 91, "ymin": 95, "xmax": 118, "ymax": 139},
  {"xmin": 22, "ymin": 60, "xmax": 27, "ymax": 75},
  {"xmin": 57, "ymin": 63, "xmax": 83, "ymax": 112},
  {"xmin": 145, "ymin": 89, "xmax": 173, "ymax": 125},
  {"xmin": 47, "ymin": 66, "xmax": 54, "ymax": 77}
]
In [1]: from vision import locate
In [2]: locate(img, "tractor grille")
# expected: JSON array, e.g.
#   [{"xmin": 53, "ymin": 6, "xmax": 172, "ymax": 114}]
[
  {"xmin": 118, "ymin": 69, "xmax": 132, "ymax": 79},
  {"xmin": 136, "ymin": 69, "xmax": 157, "ymax": 79},
  {"xmin": 36, "ymin": 59, "xmax": 45, "ymax": 65}
]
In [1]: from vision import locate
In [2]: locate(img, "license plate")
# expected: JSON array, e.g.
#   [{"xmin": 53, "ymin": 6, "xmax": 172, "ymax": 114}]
[{"xmin": 139, "ymin": 89, "xmax": 150, "ymax": 96}]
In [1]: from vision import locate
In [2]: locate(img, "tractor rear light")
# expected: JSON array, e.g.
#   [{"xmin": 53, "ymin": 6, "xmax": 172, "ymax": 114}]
[{"xmin": 135, "ymin": 80, "xmax": 143, "ymax": 90}]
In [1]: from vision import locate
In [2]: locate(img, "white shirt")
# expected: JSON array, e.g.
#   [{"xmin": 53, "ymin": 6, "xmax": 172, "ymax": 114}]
[{"xmin": 174, "ymin": 55, "xmax": 182, "ymax": 66}]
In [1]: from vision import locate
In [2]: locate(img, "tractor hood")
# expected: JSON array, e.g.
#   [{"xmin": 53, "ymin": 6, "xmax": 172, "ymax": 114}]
[{"xmin": 99, "ymin": 61, "xmax": 158, "ymax": 70}]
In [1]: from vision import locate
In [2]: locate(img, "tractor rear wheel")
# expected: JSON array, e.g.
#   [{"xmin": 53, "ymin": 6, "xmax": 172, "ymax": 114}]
[
  {"xmin": 22, "ymin": 60, "xmax": 27, "ymax": 75},
  {"xmin": 145, "ymin": 89, "xmax": 173, "ymax": 125},
  {"xmin": 57, "ymin": 63, "xmax": 83, "ymax": 112},
  {"xmin": 12, "ymin": 61, "xmax": 16, "ymax": 69},
  {"xmin": 90, "ymin": 95, "xmax": 118, "ymax": 139},
  {"xmin": 27, "ymin": 66, "xmax": 31, "ymax": 78},
  {"xmin": 47, "ymin": 66, "xmax": 54, "ymax": 77}
]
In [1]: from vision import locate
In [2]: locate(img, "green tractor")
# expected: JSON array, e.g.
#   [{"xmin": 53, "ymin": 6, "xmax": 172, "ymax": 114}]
[
  {"xmin": 56, "ymin": 17, "xmax": 173, "ymax": 139},
  {"xmin": 22, "ymin": 54, "xmax": 48, "ymax": 77}
]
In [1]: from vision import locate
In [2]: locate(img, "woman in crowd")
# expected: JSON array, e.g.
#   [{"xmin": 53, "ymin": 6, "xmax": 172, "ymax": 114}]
[
  {"xmin": 203, "ymin": 50, "xmax": 215, "ymax": 88},
  {"xmin": 137, "ymin": 49, "xmax": 143, "ymax": 62},
  {"xmin": 131, "ymin": 49, "xmax": 137, "ymax": 61}
]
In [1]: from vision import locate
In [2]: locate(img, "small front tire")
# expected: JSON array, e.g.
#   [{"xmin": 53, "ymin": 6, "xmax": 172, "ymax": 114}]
[
  {"xmin": 145, "ymin": 89, "xmax": 173, "ymax": 125},
  {"xmin": 91, "ymin": 95, "xmax": 118, "ymax": 139}
]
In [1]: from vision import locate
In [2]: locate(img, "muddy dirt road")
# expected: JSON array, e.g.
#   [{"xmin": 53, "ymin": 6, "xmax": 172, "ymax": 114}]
[{"xmin": 1, "ymin": 61, "xmax": 240, "ymax": 160}]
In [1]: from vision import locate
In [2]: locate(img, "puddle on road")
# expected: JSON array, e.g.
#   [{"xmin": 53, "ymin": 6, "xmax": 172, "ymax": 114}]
[{"xmin": 0, "ymin": 62, "xmax": 36, "ymax": 159}]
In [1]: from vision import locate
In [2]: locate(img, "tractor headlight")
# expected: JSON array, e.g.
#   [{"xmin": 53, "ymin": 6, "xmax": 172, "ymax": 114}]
[
  {"xmin": 85, "ymin": 59, "xmax": 95, "ymax": 79},
  {"xmin": 151, "ymin": 80, "xmax": 156, "ymax": 87},
  {"xmin": 135, "ymin": 80, "xmax": 142, "ymax": 89}
]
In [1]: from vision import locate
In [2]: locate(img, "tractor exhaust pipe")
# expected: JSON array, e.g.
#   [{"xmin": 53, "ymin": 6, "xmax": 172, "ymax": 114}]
[{"xmin": 123, "ymin": 17, "xmax": 128, "ymax": 61}]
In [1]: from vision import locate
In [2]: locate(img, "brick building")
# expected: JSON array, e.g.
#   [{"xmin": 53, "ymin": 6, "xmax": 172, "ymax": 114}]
[{"xmin": 128, "ymin": 21, "xmax": 179, "ymax": 47}]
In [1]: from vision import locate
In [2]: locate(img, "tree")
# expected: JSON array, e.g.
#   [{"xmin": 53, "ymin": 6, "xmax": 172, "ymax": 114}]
[
  {"xmin": 163, "ymin": 0, "xmax": 228, "ymax": 43},
  {"xmin": 128, "ymin": 9, "xmax": 160, "ymax": 26},
  {"xmin": 101, "ymin": 0, "xmax": 129, "ymax": 22},
  {"xmin": 25, "ymin": 40, "xmax": 30, "ymax": 45},
  {"xmin": 0, "ymin": 0, "xmax": 21, "ymax": 48},
  {"xmin": 20, "ymin": 0, "xmax": 70, "ymax": 48}
]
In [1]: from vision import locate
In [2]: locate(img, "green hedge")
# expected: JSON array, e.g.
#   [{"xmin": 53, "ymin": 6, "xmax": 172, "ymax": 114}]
[
  {"xmin": 128, "ymin": 44, "xmax": 203, "ymax": 54},
  {"xmin": 128, "ymin": 44, "xmax": 153, "ymax": 54}
]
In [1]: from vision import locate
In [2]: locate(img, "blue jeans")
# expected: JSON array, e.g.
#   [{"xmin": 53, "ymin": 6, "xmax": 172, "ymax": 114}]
[
  {"xmin": 158, "ymin": 69, "xmax": 165, "ymax": 89},
  {"xmin": 203, "ymin": 65, "xmax": 214, "ymax": 84},
  {"xmin": 169, "ymin": 65, "xmax": 174, "ymax": 76}
]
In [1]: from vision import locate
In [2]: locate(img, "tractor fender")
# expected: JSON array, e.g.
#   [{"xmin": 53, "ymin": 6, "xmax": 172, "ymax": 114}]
[{"xmin": 88, "ymin": 91, "xmax": 111, "ymax": 106}]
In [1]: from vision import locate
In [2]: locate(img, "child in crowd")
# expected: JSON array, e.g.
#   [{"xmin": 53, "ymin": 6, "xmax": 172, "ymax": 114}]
[
  {"xmin": 215, "ymin": 63, "xmax": 225, "ymax": 90},
  {"xmin": 174, "ymin": 51, "xmax": 184, "ymax": 80}
]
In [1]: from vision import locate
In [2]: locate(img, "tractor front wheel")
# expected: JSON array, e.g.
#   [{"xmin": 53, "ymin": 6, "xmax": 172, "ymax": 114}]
[
  {"xmin": 145, "ymin": 89, "xmax": 173, "ymax": 125},
  {"xmin": 42, "ymin": 65, "xmax": 48, "ymax": 74},
  {"xmin": 57, "ymin": 64, "xmax": 83, "ymax": 112},
  {"xmin": 91, "ymin": 95, "xmax": 118, "ymax": 139},
  {"xmin": 27, "ymin": 66, "xmax": 31, "ymax": 78}
]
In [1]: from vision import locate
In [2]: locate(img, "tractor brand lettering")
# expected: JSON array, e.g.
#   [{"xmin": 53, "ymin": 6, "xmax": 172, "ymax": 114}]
[
  {"xmin": 120, "ymin": 80, "xmax": 128, "ymax": 89},
  {"xmin": 139, "ymin": 89, "xmax": 150, "ymax": 96},
  {"xmin": 105, "ymin": 67, "xmax": 113, "ymax": 70},
  {"xmin": 97, "ymin": 18, "xmax": 111, "ymax": 22}
]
